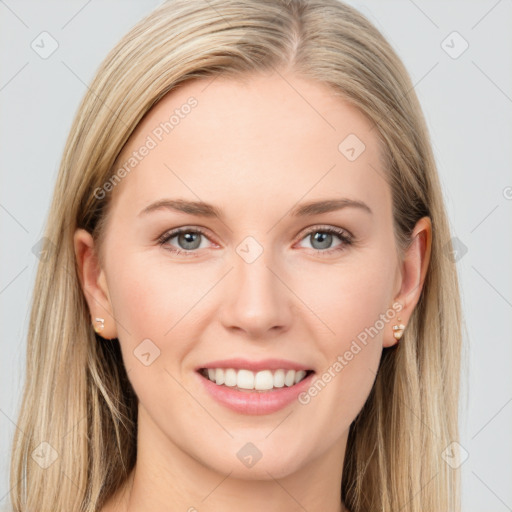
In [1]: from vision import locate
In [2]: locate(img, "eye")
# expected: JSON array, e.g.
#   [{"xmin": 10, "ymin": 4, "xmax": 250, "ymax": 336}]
[
  {"xmin": 158, "ymin": 227, "xmax": 214, "ymax": 256},
  {"xmin": 296, "ymin": 225, "xmax": 353, "ymax": 255},
  {"xmin": 157, "ymin": 225, "xmax": 354, "ymax": 257}
]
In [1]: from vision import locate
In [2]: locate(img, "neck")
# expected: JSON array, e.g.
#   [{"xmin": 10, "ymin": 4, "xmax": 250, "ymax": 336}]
[{"xmin": 104, "ymin": 404, "xmax": 350, "ymax": 512}]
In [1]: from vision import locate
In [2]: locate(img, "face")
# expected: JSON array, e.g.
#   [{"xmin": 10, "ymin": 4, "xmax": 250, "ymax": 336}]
[{"xmin": 75, "ymin": 71, "xmax": 430, "ymax": 481}]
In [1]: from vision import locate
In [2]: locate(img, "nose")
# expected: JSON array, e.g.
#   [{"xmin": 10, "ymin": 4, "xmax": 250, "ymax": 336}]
[{"xmin": 219, "ymin": 248, "xmax": 293, "ymax": 339}]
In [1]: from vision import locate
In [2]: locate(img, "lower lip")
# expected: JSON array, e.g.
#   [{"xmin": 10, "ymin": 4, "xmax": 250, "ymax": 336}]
[{"xmin": 195, "ymin": 370, "xmax": 315, "ymax": 415}]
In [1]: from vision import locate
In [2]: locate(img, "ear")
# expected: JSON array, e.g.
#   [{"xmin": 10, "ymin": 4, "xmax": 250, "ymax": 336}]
[
  {"xmin": 384, "ymin": 216, "xmax": 432, "ymax": 348},
  {"xmin": 74, "ymin": 228, "xmax": 117, "ymax": 340}
]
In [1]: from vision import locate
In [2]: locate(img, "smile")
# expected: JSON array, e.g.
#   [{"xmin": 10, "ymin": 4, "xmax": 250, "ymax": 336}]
[{"xmin": 199, "ymin": 367, "xmax": 314, "ymax": 392}]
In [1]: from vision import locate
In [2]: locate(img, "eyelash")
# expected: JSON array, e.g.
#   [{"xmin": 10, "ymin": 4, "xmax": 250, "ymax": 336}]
[{"xmin": 157, "ymin": 225, "xmax": 353, "ymax": 257}]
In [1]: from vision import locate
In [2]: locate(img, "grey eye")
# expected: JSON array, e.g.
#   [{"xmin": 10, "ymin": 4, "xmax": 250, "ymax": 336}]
[
  {"xmin": 175, "ymin": 231, "xmax": 203, "ymax": 250},
  {"xmin": 309, "ymin": 231, "xmax": 334, "ymax": 250},
  {"xmin": 298, "ymin": 229, "xmax": 345, "ymax": 251}
]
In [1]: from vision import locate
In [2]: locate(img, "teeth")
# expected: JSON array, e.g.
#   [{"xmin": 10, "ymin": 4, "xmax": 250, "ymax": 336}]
[{"xmin": 201, "ymin": 368, "xmax": 310, "ymax": 390}]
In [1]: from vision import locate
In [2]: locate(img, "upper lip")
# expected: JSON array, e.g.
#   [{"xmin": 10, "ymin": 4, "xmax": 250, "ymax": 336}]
[{"xmin": 196, "ymin": 358, "xmax": 314, "ymax": 373}]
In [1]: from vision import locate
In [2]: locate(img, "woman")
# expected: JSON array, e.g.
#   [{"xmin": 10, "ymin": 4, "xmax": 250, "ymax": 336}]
[{"xmin": 8, "ymin": 1, "xmax": 463, "ymax": 511}]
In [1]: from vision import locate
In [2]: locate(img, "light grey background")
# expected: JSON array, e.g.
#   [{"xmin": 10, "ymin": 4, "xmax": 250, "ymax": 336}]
[{"xmin": 1, "ymin": 1, "xmax": 511, "ymax": 511}]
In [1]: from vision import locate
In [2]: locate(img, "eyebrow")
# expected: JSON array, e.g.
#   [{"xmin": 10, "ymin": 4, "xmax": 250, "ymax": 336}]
[{"xmin": 138, "ymin": 197, "xmax": 372, "ymax": 218}]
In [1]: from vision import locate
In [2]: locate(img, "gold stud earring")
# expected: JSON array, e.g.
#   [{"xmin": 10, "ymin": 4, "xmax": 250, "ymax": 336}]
[
  {"xmin": 392, "ymin": 317, "xmax": 406, "ymax": 341},
  {"xmin": 93, "ymin": 317, "xmax": 105, "ymax": 333}
]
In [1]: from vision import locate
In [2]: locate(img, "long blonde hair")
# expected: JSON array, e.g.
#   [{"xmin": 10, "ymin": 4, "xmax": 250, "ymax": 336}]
[{"xmin": 9, "ymin": 1, "xmax": 463, "ymax": 510}]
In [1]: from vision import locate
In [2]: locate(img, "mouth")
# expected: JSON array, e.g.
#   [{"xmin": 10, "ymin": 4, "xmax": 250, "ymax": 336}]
[{"xmin": 197, "ymin": 367, "xmax": 316, "ymax": 393}]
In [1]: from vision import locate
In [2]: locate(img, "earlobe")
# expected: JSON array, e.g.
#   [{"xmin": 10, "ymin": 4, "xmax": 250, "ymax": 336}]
[
  {"xmin": 73, "ymin": 228, "xmax": 117, "ymax": 340},
  {"xmin": 384, "ymin": 216, "xmax": 432, "ymax": 348}
]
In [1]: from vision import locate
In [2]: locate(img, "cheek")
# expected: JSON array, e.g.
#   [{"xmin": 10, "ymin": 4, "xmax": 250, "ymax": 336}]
[
  {"xmin": 295, "ymin": 250, "xmax": 396, "ymax": 347},
  {"xmin": 105, "ymin": 252, "xmax": 215, "ymax": 386},
  {"xmin": 292, "ymin": 251, "xmax": 395, "ymax": 420},
  {"xmin": 105, "ymin": 254, "xmax": 215, "ymax": 417},
  {"xmin": 108, "ymin": 252, "xmax": 209, "ymax": 337}
]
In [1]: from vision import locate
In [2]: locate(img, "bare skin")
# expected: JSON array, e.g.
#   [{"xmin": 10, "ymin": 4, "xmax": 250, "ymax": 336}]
[{"xmin": 74, "ymin": 70, "xmax": 431, "ymax": 512}]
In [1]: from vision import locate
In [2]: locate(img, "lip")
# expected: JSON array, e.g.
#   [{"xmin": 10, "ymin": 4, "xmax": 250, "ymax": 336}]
[
  {"xmin": 195, "ymin": 368, "xmax": 316, "ymax": 415},
  {"xmin": 195, "ymin": 357, "xmax": 313, "ymax": 373}
]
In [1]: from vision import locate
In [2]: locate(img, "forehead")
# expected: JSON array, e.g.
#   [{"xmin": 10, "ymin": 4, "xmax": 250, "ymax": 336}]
[{"xmin": 109, "ymin": 71, "xmax": 389, "ymax": 219}]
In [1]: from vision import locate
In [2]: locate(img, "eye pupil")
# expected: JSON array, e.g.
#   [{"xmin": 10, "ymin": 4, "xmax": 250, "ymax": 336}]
[
  {"xmin": 311, "ymin": 231, "xmax": 332, "ymax": 250},
  {"xmin": 179, "ymin": 232, "xmax": 201, "ymax": 250}
]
